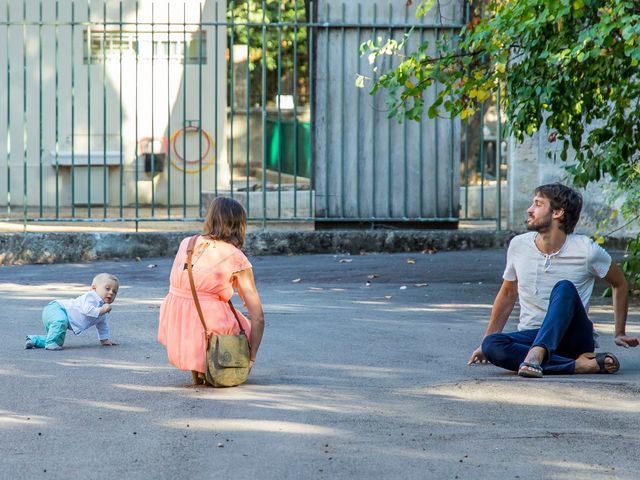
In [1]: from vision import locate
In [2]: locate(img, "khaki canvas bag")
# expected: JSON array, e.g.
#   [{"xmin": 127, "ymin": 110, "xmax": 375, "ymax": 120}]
[{"xmin": 186, "ymin": 235, "xmax": 251, "ymax": 387}]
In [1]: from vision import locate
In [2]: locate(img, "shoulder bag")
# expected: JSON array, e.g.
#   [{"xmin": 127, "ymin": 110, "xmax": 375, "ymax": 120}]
[{"xmin": 186, "ymin": 235, "xmax": 251, "ymax": 387}]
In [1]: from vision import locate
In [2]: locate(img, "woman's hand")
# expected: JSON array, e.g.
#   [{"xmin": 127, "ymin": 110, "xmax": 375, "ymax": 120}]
[{"xmin": 234, "ymin": 268, "xmax": 265, "ymax": 359}]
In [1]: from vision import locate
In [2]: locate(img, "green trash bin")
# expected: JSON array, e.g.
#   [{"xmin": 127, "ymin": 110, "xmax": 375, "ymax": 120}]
[{"xmin": 266, "ymin": 117, "xmax": 311, "ymax": 178}]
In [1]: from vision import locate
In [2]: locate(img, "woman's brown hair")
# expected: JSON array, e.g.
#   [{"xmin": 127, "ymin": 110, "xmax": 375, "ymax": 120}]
[{"xmin": 202, "ymin": 197, "xmax": 247, "ymax": 248}]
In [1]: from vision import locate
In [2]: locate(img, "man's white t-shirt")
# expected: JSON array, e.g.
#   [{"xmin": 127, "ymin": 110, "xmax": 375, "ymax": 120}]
[{"xmin": 503, "ymin": 232, "xmax": 612, "ymax": 331}]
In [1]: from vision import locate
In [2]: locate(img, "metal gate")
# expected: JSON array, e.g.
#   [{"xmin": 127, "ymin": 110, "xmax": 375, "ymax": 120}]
[{"xmin": 0, "ymin": 0, "xmax": 504, "ymax": 229}]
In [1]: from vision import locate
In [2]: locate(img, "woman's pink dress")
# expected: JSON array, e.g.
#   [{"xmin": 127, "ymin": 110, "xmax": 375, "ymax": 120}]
[{"xmin": 158, "ymin": 235, "xmax": 252, "ymax": 373}]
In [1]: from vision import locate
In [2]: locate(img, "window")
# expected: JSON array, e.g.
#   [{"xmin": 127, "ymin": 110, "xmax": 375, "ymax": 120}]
[{"xmin": 84, "ymin": 29, "xmax": 206, "ymax": 64}]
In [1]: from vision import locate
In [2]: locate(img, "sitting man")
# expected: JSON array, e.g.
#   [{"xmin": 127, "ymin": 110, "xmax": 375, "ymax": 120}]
[{"xmin": 468, "ymin": 183, "xmax": 639, "ymax": 377}]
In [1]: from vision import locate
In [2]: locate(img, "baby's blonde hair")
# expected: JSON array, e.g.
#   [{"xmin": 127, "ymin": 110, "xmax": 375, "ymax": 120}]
[{"xmin": 92, "ymin": 273, "xmax": 119, "ymax": 287}]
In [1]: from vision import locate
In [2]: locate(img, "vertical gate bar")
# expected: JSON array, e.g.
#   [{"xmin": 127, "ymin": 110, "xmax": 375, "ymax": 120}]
[
  {"xmin": 403, "ymin": 6, "xmax": 409, "ymax": 219},
  {"xmin": 102, "ymin": 1, "xmax": 107, "ymax": 217},
  {"xmin": 307, "ymin": 0, "xmax": 313, "ymax": 221},
  {"xmin": 462, "ymin": 1, "xmax": 469, "ymax": 218},
  {"xmin": 71, "ymin": 0, "xmax": 76, "ymax": 217},
  {"xmin": 340, "ymin": 2, "xmax": 345, "ymax": 218},
  {"xmin": 479, "ymin": 100, "xmax": 485, "ymax": 218},
  {"xmin": 213, "ymin": 0, "xmax": 218, "ymax": 197},
  {"xmin": 182, "ymin": 1, "xmax": 186, "ymax": 216},
  {"xmin": 292, "ymin": 0, "xmax": 299, "ymax": 218},
  {"xmin": 433, "ymin": 26, "xmax": 439, "ymax": 217},
  {"xmin": 229, "ymin": 1, "xmax": 235, "ymax": 199},
  {"xmin": 38, "ymin": 0, "xmax": 43, "ymax": 216},
  {"xmin": 463, "ymin": 119, "xmax": 469, "ymax": 217},
  {"xmin": 167, "ymin": 2, "xmax": 172, "ymax": 215},
  {"xmin": 449, "ymin": 103, "xmax": 455, "ymax": 218},
  {"xmin": 356, "ymin": 3, "xmax": 361, "ymax": 218},
  {"xmin": 5, "ymin": 0, "xmax": 10, "ymax": 216},
  {"xmin": 386, "ymin": 4, "xmax": 392, "ymax": 218},
  {"xmin": 21, "ymin": 0, "xmax": 26, "ymax": 222},
  {"xmin": 449, "ymin": 29, "xmax": 455, "ymax": 219},
  {"xmin": 118, "ymin": 0, "xmax": 123, "ymax": 217},
  {"xmin": 276, "ymin": 0, "xmax": 282, "ymax": 218},
  {"xmin": 261, "ymin": 0, "xmax": 267, "ymax": 225},
  {"xmin": 496, "ymin": 84, "xmax": 502, "ymax": 230},
  {"xmin": 150, "ymin": 2, "xmax": 156, "ymax": 216},
  {"xmin": 418, "ymin": 22, "xmax": 424, "ymax": 217},
  {"xmin": 371, "ymin": 3, "xmax": 377, "ymax": 218},
  {"xmin": 55, "ymin": 0, "xmax": 59, "ymax": 218},
  {"xmin": 244, "ymin": 0, "xmax": 250, "ymax": 214},
  {"xmin": 323, "ymin": 1, "xmax": 328, "ymax": 218},
  {"xmin": 134, "ymin": 0, "xmax": 139, "ymax": 223},
  {"xmin": 87, "ymin": 0, "xmax": 92, "ymax": 219},
  {"xmin": 198, "ymin": 2, "xmax": 203, "ymax": 217}
]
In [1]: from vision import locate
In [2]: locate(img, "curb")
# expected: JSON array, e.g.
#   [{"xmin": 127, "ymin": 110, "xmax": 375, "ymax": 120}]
[
  {"xmin": 0, "ymin": 230, "xmax": 631, "ymax": 265},
  {"xmin": 0, "ymin": 230, "xmax": 515, "ymax": 265}
]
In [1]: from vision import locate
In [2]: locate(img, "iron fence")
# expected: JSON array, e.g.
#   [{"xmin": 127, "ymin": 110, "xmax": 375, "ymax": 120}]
[{"xmin": 0, "ymin": 0, "xmax": 506, "ymax": 229}]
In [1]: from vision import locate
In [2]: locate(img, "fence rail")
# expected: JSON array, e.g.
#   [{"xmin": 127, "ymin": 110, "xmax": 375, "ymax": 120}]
[{"xmin": 0, "ymin": 0, "xmax": 505, "ymax": 230}]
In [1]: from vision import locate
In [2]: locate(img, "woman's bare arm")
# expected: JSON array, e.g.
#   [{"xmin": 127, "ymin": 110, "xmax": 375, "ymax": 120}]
[{"xmin": 233, "ymin": 268, "xmax": 265, "ymax": 362}]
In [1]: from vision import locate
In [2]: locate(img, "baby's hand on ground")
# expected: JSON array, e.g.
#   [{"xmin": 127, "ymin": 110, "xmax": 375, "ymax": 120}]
[{"xmin": 100, "ymin": 339, "xmax": 118, "ymax": 346}]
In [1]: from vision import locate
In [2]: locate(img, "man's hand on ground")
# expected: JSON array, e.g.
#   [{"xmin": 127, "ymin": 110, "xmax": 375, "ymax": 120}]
[
  {"xmin": 467, "ymin": 346, "xmax": 488, "ymax": 365},
  {"xmin": 614, "ymin": 335, "xmax": 640, "ymax": 348}
]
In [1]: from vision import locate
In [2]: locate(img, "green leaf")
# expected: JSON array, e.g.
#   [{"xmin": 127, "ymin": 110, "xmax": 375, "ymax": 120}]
[{"xmin": 416, "ymin": 0, "xmax": 436, "ymax": 19}]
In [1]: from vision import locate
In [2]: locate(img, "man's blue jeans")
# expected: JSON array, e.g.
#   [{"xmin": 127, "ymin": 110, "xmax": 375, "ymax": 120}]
[{"xmin": 482, "ymin": 280, "xmax": 595, "ymax": 374}]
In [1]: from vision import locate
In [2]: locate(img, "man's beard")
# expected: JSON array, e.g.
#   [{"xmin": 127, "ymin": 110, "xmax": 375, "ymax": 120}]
[{"xmin": 526, "ymin": 214, "xmax": 553, "ymax": 232}]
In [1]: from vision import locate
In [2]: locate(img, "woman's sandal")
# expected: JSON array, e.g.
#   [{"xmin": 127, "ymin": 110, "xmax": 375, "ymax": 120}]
[
  {"xmin": 594, "ymin": 352, "xmax": 620, "ymax": 374},
  {"xmin": 518, "ymin": 361, "xmax": 543, "ymax": 378},
  {"xmin": 191, "ymin": 370, "xmax": 204, "ymax": 385}
]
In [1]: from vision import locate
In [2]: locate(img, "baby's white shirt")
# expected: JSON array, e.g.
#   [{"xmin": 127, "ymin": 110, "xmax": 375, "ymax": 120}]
[{"xmin": 57, "ymin": 290, "xmax": 110, "ymax": 340}]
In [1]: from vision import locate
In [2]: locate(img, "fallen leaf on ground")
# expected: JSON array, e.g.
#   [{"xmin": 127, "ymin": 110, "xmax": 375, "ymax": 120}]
[
  {"xmin": 292, "ymin": 278, "xmax": 302, "ymax": 283},
  {"xmin": 406, "ymin": 258, "xmax": 416, "ymax": 264},
  {"xmin": 384, "ymin": 295, "xmax": 392, "ymax": 299},
  {"xmin": 414, "ymin": 283, "xmax": 429, "ymax": 287},
  {"xmin": 147, "ymin": 264, "xmax": 157, "ymax": 268},
  {"xmin": 399, "ymin": 286, "xmax": 407, "ymax": 290},
  {"xmin": 308, "ymin": 287, "xmax": 323, "ymax": 291},
  {"xmin": 339, "ymin": 259, "xmax": 353, "ymax": 263},
  {"xmin": 367, "ymin": 273, "xmax": 380, "ymax": 279}
]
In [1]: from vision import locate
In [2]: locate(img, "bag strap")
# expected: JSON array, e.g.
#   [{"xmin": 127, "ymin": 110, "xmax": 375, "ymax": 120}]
[
  {"xmin": 186, "ymin": 235, "xmax": 209, "ymax": 339},
  {"xmin": 186, "ymin": 235, "xmax": 248, "ymax": 342}
]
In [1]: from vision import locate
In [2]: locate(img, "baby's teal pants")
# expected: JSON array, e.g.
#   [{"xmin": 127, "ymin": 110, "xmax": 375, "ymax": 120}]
[{"xmin": 27, "ymin": 301, "xmax": 69, "ymax": 349}]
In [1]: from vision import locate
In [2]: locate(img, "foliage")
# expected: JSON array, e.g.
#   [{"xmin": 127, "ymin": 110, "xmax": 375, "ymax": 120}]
[
  {"xmin": 228, "ymin": 0, "xmax": 309, "ymax": 106},
  {"xmin": 360, "ymin": 0, "xmax": 640, "ymax": 291}
]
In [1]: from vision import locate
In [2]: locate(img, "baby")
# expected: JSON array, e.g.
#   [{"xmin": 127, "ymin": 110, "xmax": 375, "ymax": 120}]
[{"xmin": 25, "ymin": 273, "xmax": 119, "ymax": 350}]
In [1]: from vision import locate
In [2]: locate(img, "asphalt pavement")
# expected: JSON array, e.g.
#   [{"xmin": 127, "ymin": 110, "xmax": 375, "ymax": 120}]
[{"xmin": 2, "ymin": 249, "xmax": 639, "ymax": 479}]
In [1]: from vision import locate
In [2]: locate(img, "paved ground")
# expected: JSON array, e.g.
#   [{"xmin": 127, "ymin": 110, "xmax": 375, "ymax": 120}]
[{"xmin": 2, "ymin": 249, "xmax": 640, "ymax": 479}]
